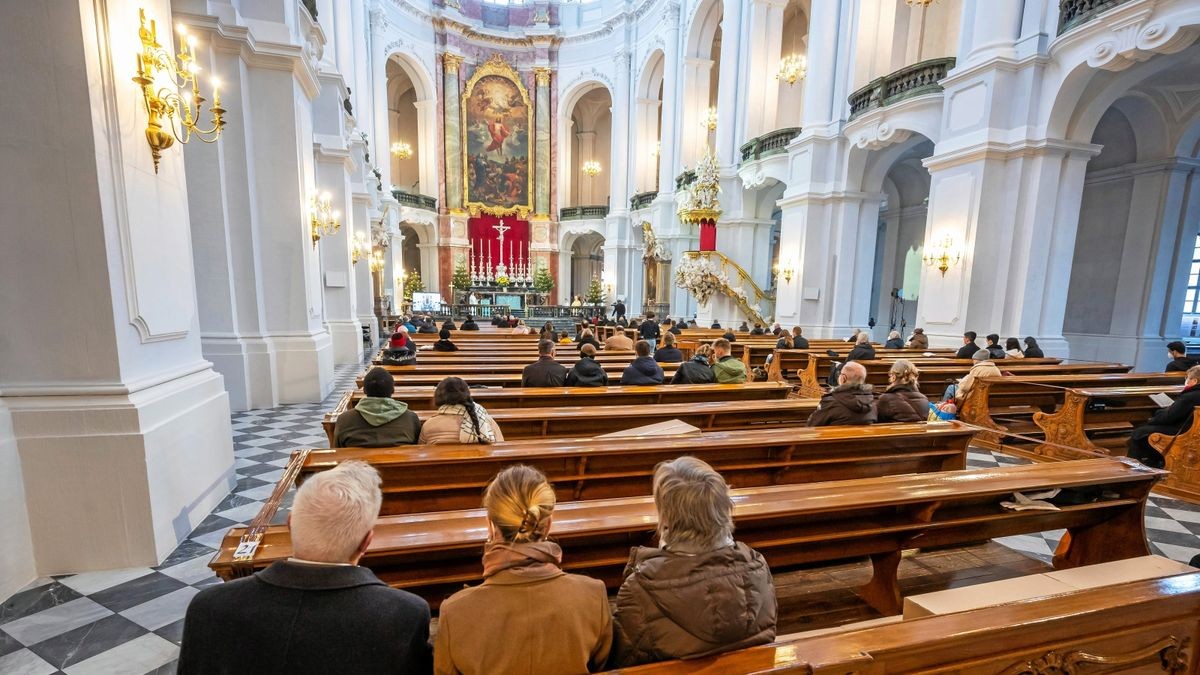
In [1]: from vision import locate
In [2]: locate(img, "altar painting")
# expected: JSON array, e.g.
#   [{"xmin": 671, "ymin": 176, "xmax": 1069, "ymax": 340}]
[{"xmin": 463, "ymin": 61, "xmax": 531, "ymax": 214}]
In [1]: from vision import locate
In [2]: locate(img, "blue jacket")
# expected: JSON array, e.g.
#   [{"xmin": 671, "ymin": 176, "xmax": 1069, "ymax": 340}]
[{"xmin": 620, "ymin": 356, "xmax": 664, "ymax": 385}]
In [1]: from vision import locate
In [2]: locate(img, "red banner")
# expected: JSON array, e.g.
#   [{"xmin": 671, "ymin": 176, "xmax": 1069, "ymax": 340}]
[
  {"xmin": 468, "ymin": 215, "xmax": 531, "ymax": 273},
  {"xmin": 699, "ymin": 219, "xmax": 716, "ymax": 252}
]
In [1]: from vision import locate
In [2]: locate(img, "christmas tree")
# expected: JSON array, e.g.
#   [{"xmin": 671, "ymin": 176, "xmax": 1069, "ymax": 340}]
[
  {"xmin": 585, "ymin": 276, "xmax": 604, "ymax": 304},
  {"xmin": 451, "ymin": 260, "xmax": 472, "ymax": 298},
  {"xmin": 403, "ymin": 273, "xmax": 425, "ymax": 302},
  {"xmin": 533, "ymin": 264, "xmax": 554, "ymax": 295}
]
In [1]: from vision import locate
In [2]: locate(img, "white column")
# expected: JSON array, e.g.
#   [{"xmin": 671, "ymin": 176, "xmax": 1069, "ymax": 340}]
[
  {"xmin": 801, "ymin": 0, "xmax": 842, "ymax": 131},
  {"xmin": 0, "ymin": 0, "xmax": 234, "ymax": 574},
  {"xmin": 713, "ymin": 0, "xmax": 743, "ymax": 164},
  {"xmin": 680, "ymin": 57, "xmax": 714, "ymax": 168},
  {"xmin": 369, "ymin": 4, "xmax": 392, "ymax": 190},
  {"xmin": 610, "ymin": 49, "xmax": 632, "ymax": 215},
  {"xmin": 577, "ymin": 130, "xmax": 597, "ymax": 204},
  {"xmin": 414, "ymin": 99, "xmax": 436, "ymax": 194},
  {"xmin": 657, "ymin": 2, "xmax": 683, "ymax": 191},
  {"xmin": 958, "ymin": 0, "xmax": 1022, "ymax": 65},
  {"xmin": 742, "ymin": 0, "xmax": 787, "ymax": 139}
]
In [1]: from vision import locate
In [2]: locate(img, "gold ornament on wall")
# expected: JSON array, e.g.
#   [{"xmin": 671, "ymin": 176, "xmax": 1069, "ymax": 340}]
[
  {"xmin": 309, "ymin": 191, "xmax": 341, "ymax": 246},
  {"xmin": 923, "ymin": 234, "xmax": 962, "ymax": 276}
]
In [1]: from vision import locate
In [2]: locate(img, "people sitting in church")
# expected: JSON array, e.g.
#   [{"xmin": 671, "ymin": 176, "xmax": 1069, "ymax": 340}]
[
  {"xmin": 419, "ymin": 377, "xmax": 504, "ymax": 444},
  {"xmin": 750, "ymin": 323, "xmax": 765, "ymax": 335},
  {"xmin": 402, "ymin": 315, "xmax": 416, "ymax": 333},
  {"xmin": 722, "ymin": 330, "xmax": 737, "ymax": 343},
  {"xmin": 654, "ymin": 333, "xmax": 684, "ymax": 363},
  {"xmin": 1023, "ymin": 336, "xmax": 1045, "ymax": 358},
  {"xmin": 566, "ymin": 344, "xmax": 609, "ymax": 387},
  {"xmin": 511, "ymin": 319, "xmax": 531, "ymax": 335},
  {"xmin": 333, "ymin": 368, "xmax": 422, "ymax": 448},
  {"xmin": 906, "ymin": 327, "xmax": 928, "ymax": 350},
  {"xmin": 558, "ymin": 331, "xmax": 574, "ymax": 345},
  {"xmin": 672, "ymin": 344, "xmax": 716, "ymax": 384},
  {"xmin": 616, "ymin": 316, "xmax": 629, "ymax": 328},
  {"xmin": 807, "ymin": 361, "xmax": 877, "ymax": 427},
  {"xmin": 771, "ymin": 322, "xmax": 783, "ymax": 336},
  {"xmin": 604, "ymin": 326, "xmax": 634, "ymax": 351},
  {"xmin": 491, "ymin": 313, "xmax": 505, "ymax": 327},
  {"xmin": 953, "ymin": 349, "xmax": 1002, "ymax": 403},
  {"xmin": 639, "ymin": 312, "xmax": 662, "ymax": 344},
  {"xmin": 1005, "ymin": 337, "xmax": 1025, "ymax": 359},
  {"xmin": 737, "ymin": 321, "xmax": 750, "ymax": 332},
  {"xmin": 610, "ymin": 456, "xmax": 776, "ymax": 667},
  {"xmin": 985, "ymin": 333, "xmax": 1006, "ymax": 360},
  {"xmin": 956, "ymin": 331, "xmax": 980, "ymax": 359},
  {"xmin": 846, "ymin": 328, "xmax": 861, "ymax": 343},
  {"xmin": 711, "ymin": 338, "xmax": 748, "ymax": 384},
  {"xmin": 884, "ymin": 331, "xmax": 904, "ymax": 349},
  {"xmin": 461, "ymin": 315, "xmax": 480, "ymax": 331},
  {"xmin": 621, "ymin": 341, "xmax": 665, "ymax": 385},
  {"xmin": 846, "ymin": 332, "xmax": 876, "ymax": 362},
  {"xmin": 539, "ymin": 321, "xmax": 557, "ymax": 341},
  {"xmin": 177, "ymin": 461, "xmax": 432, "ymax": 674},
  {"xmin": 710, "ymin": 321, "xmax": 721, "ymax": 329},
  {"xmin": 417, "ymin": 316, "xmax": 439, "ymax": 334},
  {"xmin": 388, "ymin": 326, "xmax": 413, "ymax": 354},
  {"xmin": 776, "ymin": 332, "xmax": 793, "ymax": 349},
  {"xmin": 522, "ymin": 340, "xmax": 568, "ymax": 387},
  {"xmin": 666, "ymin": 318, "xmax": 682, "ymax": 336},
  {"xmin": 432, "ymin": 329, "xmax": 458, "ymax": 352},
  {"xmin": 1128, "ymin": 365, "xmax": 1200, "ymax": 468},
  {"xmin": 1165, "ymin": 341, "xmax": 1199, "ymax": 372},
  {"xmin": 792, "ymin": 326, "xmax": 809, "ymax": 349},
  {"xmin": 629, "ymin": 318, "xmax": 642, "ymax": 332},
  {"xmin": 876, "ymin": 360, "xmax": 930, "ymax": 423},
  {"xmin": 577, "ymin": 328, "xmax": 601, "ymax": 349},
  {"xmin": 441, "ymin": 318, "xmax": 457, "ymax": 331},
  {"xmin": 435, "ymin": 465, "xmax": 612, "ymax": 675}
]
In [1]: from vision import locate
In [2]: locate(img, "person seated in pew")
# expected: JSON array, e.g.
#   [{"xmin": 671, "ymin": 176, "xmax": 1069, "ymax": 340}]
[
  {"xmin": 884, "ymin": 330, "xmax": 904, "ymax": 349},
  {"xmin": 906, "ymin": 327, "xmax": 928, "ymax": 350},
  {"xmin": 846, "ymin": 327, "xmax": 861, "ymax": 343},
  {"xmin": 565, "ymin": 343, "xmax": 609, "ymax": 387},
  {"xmin": 417, "ymin": 316, "xmax": 439, "ymax": 334},
  {"xmin": 461, "ymin": 315, "xmax": 480, "ymax": 331},
  {"xmin": 522, "ymin": 340, "xmax": 569, "ymax": 387},
  {"xmin": 511, "ymin": 319, "xmax": 531, "ymax": 335},
  {"xmin": 876, "ymin": 359, "xmax": 930, "ymax": 423},
  {"xmin": 653, "ymin": 333, "xmax": 684, "ymax": 363},
  {"xmin": 1127, "ymin": 365, "xmax": 1200, "ymax": 468},
  {"xmin": 1165, "ymin": 340, "xmax": 1200, "ymax": 372},
  {"xmin": 776, "ymin": 332, "xmax": 793, "ymax": 349},
  {"xmin": 807, "ymin": 361, "xmax": 877, "ymax": 427},
  {"xmin": 435, "ymin": 465, "xmax": 612, "ymax": 675},
  {"xmin": 539, "ymin": 321, "xmax": 557, "ymax": 342},
  {"xmin": 750, "ymin": 323, "xmax": 765, "ymax": 335},
  {"xmin": 442, "ymin": 317, "xmax": 457, "ymax": 331},
  {"xmin": 672, "ymin": 344, "xmax": 716, "ymax": 385},
  {"xmin": 956, "ymin": 331, "xmax": 980, "ymax": 359},
  {"xmin": 1023, "ymin": 336, "xmax": 1045, "ymax": 358},
  {"xmin": 402, "ymin": 315, "xmax": 416, "ymax": 333},
  {"xmin": 178, "ymin": 461, "xmax": 432, "ymax": 674},
  {"xmin": 629, "ymin": 318, "xmax": 642, "ymax": 332},
  {"xmin": 610, "ymin": 456, "xmax": 776, "ymax": 667},
  {"xmin": 722, "ymin": 330, "xmax": 737, "ymax": 343},
  {"xmin": 985, "ymin": 333, "xmax": 1007, "ymax": 360},
  {"xmin": 952, "ymin": 349, "xmax": 1002, "ymax": 404},
  {"xmin": 605, "ymin": 326, "xmax": 635, "ymax": 351},
  {"xmin": 711, "ymin": 338, "xmax": 748, "ymax": 384},
  {"xmin": 388, "ymin": 325, "xmax": 414, "ymax": 354},
  {"xmin": 1005, "ymin": 337, "xmax": 1025, "ymax": 359},
  {"xmin": 622, "ymin": 340, "xmax": 666, "ymax": 385},
  {"xmin": 792, "ymin": 326, "xmax": 809, "ymax": 349},
  {"xmin": 771, "ymin": 322, "xmax": 783, "ymax": 336},
  {"xmin": 432, "ymin": 328, "xmax": 458, "ymax": 352},
  {"xmin": 616, "ymin": 315, "xmax": 629, "ymax": 328},
  {"xmin": 333, "ymin": 368, "xmax": 423, "ymax": 447},
  {"xmin": 846, "ymin": 332, "xmax": 876, "ymax": 362},
  {"xmin": 419, "ymin": 377, "xmax": 504, "ymax": 444},
  {"xmin": 666, "ymin": 318, "xmax": 682, "ymax": 336},
  {"xmin": 738, "ymin": 321, "xmax": 751, "ymax": 332},
  {"xmin": 577, "ymin": 328, "xmax": 601, "ymax": 350},
  {"xmin": 710, "ymin": 321, "xmax": 721, "ymax": 329},
  {"xmin": 558, "ymin": 331, "xmax": 574, "ymax": 345},
  {"xmin": 490, "ymin": 313, "xmax": 504, "ymax": 327}
]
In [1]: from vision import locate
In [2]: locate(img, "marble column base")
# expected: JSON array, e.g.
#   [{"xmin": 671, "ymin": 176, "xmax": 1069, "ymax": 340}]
[
  {"xmin": 201, "ymin": 335, "xmax": 278, "ymax": 412},
  {"xmin": 269, "ymin": 332, "xmax": 335, "ymax": 404},
  {"xmin": 327, "ymin": 319, "xmax": 364, "ymax": 365}
]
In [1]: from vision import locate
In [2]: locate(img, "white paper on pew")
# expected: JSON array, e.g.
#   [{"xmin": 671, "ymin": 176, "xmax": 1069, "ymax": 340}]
[
  {"xmin": 1000, "ymin": 489, "xmax": 1061, "ymax": 512},
  {"xmin": 1151, "ymin": 393, "xmax": 1174, "ymax": 408},
  {"xmin": 596, "ymin": 420, "xmax": 702, "ymax": 439}
]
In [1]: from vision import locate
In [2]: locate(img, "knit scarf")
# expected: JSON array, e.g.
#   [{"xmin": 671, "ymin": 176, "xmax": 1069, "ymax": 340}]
[
  {"xmin": 481, "ymin": 540, "xmax": 563, "ymax": 579},
  {"xmin": 435, "ymin": 403, "xmax": 497, "ymax": 444}
]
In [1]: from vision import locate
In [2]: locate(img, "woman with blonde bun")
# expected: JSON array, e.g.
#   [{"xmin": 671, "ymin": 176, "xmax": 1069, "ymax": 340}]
[{"xmin": 434, "ymin": 466, "xmax": 612, "ymax": 675}]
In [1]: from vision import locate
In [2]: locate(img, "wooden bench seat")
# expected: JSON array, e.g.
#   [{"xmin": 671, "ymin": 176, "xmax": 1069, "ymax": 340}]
[
  {"xmin": 302, "ymin": 423, "xmax": 973, "ymax": 513},
  {"xmin": 358, "ymin": 365, "xmax": 681, "ymax": 388},
  {"xmin": 210, "ymin": 458, "xmax": 1164, "ymax": 612},
  {"xmin": 1025, "ymin": 385, "xmax": 1185, "ymax": 461},
  {"xmin": 1150, "ymin": 408, "xmax": 1200, "ymax": 503}
]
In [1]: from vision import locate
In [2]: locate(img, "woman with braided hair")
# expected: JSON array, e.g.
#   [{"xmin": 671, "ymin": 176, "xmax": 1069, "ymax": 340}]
[
  {"xmin": 418, "ymin": 377, "xmax": 505, "ymax": 444},
  {"xmin": 434, "ymin": 465, "xmax": 612, "ymax": 674}
]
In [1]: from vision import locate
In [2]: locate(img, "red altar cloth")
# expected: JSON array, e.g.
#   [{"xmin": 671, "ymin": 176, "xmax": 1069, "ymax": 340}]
[
  {"xmin": 699, "ymin": 219, "xmax": 716, "ymax": 252},
  {"xmin": 468, "ymin": 215, "xmax": 530, "ymax": 271}
]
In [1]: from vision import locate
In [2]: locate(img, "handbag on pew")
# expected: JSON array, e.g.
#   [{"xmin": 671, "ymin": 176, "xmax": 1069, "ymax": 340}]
[{"xmin": 928, "ymin": 400, "xmax": 957, "ymax": 422}]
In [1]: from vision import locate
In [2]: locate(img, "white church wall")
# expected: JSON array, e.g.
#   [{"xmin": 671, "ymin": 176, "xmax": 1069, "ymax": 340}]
[{"xmin": 0, "ymin": 403, "xmax": 35, "ymax": 604}]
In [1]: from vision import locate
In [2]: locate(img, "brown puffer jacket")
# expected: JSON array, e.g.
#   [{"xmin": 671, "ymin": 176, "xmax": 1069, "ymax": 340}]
[
  {"xmin": 806, "ymin": 383, "xmax": 877, "ymax": 427},
  {"xmin": 610, "ymin": 542, "xmax": 777, "ymax": 668},
  {"xmin": 876, "ymin": 384, "xmax": 930, "ymax": 423}
]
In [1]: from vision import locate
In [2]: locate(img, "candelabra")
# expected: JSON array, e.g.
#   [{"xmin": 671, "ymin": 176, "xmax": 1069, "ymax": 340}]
[
  {"xmin": 390, "ymin": 141, "xmax": 412, "ymax": 160},
  {"xmin": 132, "ymin": 9, "xmax": 226, "ymax": 173},
  {"xmin": 923, "ymin": 234, "xmax": 962, "ymax": 276},
  {"xmin": 776, "ymin": 54, "xmax": 807, "ymax": 86},
  {"xmin": 351, "ymin": 230, "xmax": 370, "ymax": 264},
  {"xmin": 309, "ymin": 191, "xmax": 341, "ymax": 246},
  {"xmin": 701, "ymin": 107, "xmax": 718, "ymax": 132},
  {"xmin": 368, "ymin": 249, "xmax": 385, "ymax": 273}
]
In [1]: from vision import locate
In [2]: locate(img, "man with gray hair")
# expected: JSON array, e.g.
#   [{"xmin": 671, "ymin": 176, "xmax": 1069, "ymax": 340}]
[
  {"xmin": 610, "ymin": 456, "xmax": 776, "ymax": 666},
  {"xmin": 1127, "ymin": 364, "xmax": 1200, "ymax": 468},
  {"xmin": 806, "ymin": 361, "xmax": 878, "ymax": 427},
  {"xmin": 178, "ymin": 461, "xmax": 431, "ymax": 674}
]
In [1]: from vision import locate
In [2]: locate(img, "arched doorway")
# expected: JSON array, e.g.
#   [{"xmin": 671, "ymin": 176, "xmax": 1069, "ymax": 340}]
[
  {"xmin": 563, "ymin": 87, "xmax": 613, "ymax": 208},
  {"xmin": 570, "ymin": 232, "xmax": 605, "ymax": 303},
  {"xmin": 386, "ymin": 56, "xmax": 434, "ymax": 196},
  {"xmin": 635, "ymin": 49, "xmax": 665, "ymax": 194}
]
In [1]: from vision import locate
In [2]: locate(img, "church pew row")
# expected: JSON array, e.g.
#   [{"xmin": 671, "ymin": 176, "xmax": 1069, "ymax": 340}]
[
  {"xmin": 357, "ymin": 366, "xmax": 682, "ymax": 388},
  {"xmin": 302, "ymin": 423, "xmax": 973, "ymax": 514},
  {"xmin": 325, "ymin": 398, "xmax": 818, "ymax": 445},
  {"xmin": 1150, "ymin": 408, "xmax": 1200, "ymax": 503},
  {"xmin": 605, "ymin": 573, "xmax": 1200, "ymax": 674},
  {"xmin": 210, "ymin": 458, "xmax": 1164, "ymax": 612}
]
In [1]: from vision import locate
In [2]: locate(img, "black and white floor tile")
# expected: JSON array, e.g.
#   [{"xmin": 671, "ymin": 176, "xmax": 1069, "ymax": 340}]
[{"xmin": 2, "ymin": 364, "xmax": 1199, "ymax": 674}]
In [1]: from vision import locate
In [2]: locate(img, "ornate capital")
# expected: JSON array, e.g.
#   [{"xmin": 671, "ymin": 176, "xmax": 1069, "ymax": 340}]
[
  {"xmin": 664, "ymin": 1, "xmax": 681, "ymax": 21},
  {"xmin": 533, "ymin": 67, "xmax": 552, "ymax": 86},
  {"xmin": 442, "ymin": 52, "xmax": 464, "ymax": 73},
  {"xmin": 369, "ymin": 7, "xmax": 389, "ymax": 33}
]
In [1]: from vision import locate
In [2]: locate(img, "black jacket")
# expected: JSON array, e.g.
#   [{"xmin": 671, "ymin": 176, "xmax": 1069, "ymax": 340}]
[
  {"xmin": 614, "ymin": 302, "xmax": 627, "ymax": 318},
  {"xmin": 576, "ymin": 335, "xmax": 601, "ymax": 350},
  {"xmin": 461, "ymin": 319, "xmax": 479, "ymax": 331},
  {"xmin": 1024, "ymin": 344, "xmax": 1045, "ymax": 358},
  {"xmin": 654, "ymin": 347, "xmax": 684, "ymax": 363},
  {"xmin": 668, "ymin": 326, "xmax": 682, "ymax": 335},
  {"xmin": 846, "ymin": 343, "xmax": 876, "ymax": 362},
  {"xmin": 621, "ymin": 356, "xmax": 665, "ymax": 385},
  {"xmin": 432, "ymin": 339, "xmax": 458, "ymax": 352},
  {"xmin": 441, "ymin": 321, "xmax": 457, "ymax": 331},
  {"xmin": 671, "ymin": 357, "xmax": 716, "ymax": 384},
  {"xmin": 806, "ymin": 383, "xmax": 877, "ymax": 427},
  {"xmin": 876, "ymin": 384, "xmax": 930, "ymax": 423},
  {"xmin": 750, "ymin": 327, "xmax": 765, "ymax": 335},
  {"xmin": 1167, "ymin": 356, "xmax": 1199, "ymax": 373},
  {"xmin": 776, "ymin": 337, "xmax": 792, "ymax": 349},
  {"xmin": 639, "ymin": 322, "xmax": 662, "ymax": 343},
  {"xmin": 884, "ymin": 338, "xmax": 904, "ymax": 349},
  {"xmin": 1143, "ymin": 384, "xmax": 1200, "ymax": 433},
  {"xmin": 565, "ymin": 356, "xmax": 609, "ymax": 387},
  {"xmin": 956, "ymin": 342, "xmax": 980, "ymax": 359},
  {"xmin": 178, "ymin": 562, "xmax": 431, "ymax": 675},
  {"xmin": 986, "ymin": 344, "xmax": 1007, "ymax": 360},
  {"xmin": 417, "ymin": 323, "xmax": 438, "ymax": 334},
  {"xmin": 793, "ymin": 336, "xmax": 809, "ymax": 349},
  {"xmin": 522, "ymin": 356, "xmax": 568, "ymax": 387}
]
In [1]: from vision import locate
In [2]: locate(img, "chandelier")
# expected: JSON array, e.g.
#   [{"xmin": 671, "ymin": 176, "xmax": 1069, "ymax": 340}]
[
  {"xmin": 701, "ymin": 107, "xmax": 718, "ymax": 132},
  {"xmin": 390, "ymin": 141, "xmax": 412, "ymax": 160},
  {"xmin": 922, "ymin": 234, "xmax": 962, "ymax": 276},
  {"xmin": 582, "ymin": 160, "xmax": 602, "ymax": 178},
  {"xmin": 132, "ymin": 10, "xmax": 226, "ymax": 173},
  {"xmin": 368, "ymin": 249, "xmax": 385, "ymax": 273},
  {"xmin": 309, "ymin": 192, "xmax": 341, "ymax": 246},
  {"xmin": 776, "ymin": 54, "xmax": 807, "ymax": 86},
  {"xmin": 351, "ymin": 231, "xmax": 370, "ymax": 264}
]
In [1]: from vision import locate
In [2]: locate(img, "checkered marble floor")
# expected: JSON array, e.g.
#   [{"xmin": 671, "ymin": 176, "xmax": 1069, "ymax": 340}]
[{"xmin": 3, "ymin": 369, "xmax": 1200, "ymax": 673}]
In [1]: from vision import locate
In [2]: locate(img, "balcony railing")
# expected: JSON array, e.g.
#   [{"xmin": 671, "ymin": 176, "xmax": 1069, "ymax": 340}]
[
  {"xmin": 848, "ymin": 57, "xmax": 956, "ymax": 120},
  {"xmin": 559, "ymin": 205, "xmax": 609, "ymax": 220},
  {"xmin": 739, "ymin": 127, "xmax": 802, "ymax": 163},
  {"xmin": 392, "ymin": 189, "xmax": 437, "ymax": 211},
  {"xmin": 630, "ymin": 191, "xmax": 658, "ymax": 210},
  {"xmin": 675, "ymin": 169, "xmax": 697, "ymax": 191},
  {"xmin": 1058, "ymin": 0, "xmax": 1133, "ymax": 34}
]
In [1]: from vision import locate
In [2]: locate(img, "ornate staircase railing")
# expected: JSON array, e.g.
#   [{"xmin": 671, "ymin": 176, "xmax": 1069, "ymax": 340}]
[
  {"xmin": 684, "ymin": 250, "xmax": 775, "ymax": 326},
  {"xmin": 559, "ymin": 205, "xmax": 609, "ymax": 220},
  {"xmin": 391, "ymin": 189, "xmax": 437, "ymax": 211},
  {"xmin": 739, "ymin": 127, "xmax": 802, "ymax": 163},
  {"xmin": 848, "ymin": 57, "xmax": 956, "ymax": 120},
  {"xmin": 1057, "ymin": 0, "xmax": 1134, "ymax": 34},
  {"xmin": 675, "ymin": 169, "xmax": 697, "ymax": 191}
]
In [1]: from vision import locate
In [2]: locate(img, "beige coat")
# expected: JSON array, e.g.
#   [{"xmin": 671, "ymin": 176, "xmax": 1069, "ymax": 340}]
[
  {"xmin": 418, "ymin": 410, "xmax": 505, "ymax": 444},
  {"xmin": 956, "ymin": 360, "xmax": 1002, "ymax": 402},
  {"xmin": 434, "ymin": 569, "xmax": 612, "ymax": 675},
  {"xmin": 604, "ymin": 334, "xmax": 634, "ymax": 351}
]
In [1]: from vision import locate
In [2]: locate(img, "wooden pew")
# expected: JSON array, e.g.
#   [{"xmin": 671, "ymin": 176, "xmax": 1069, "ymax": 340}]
[
  {"xmin": 1150, "ymin": 408, "xmax": 1200, "ymax": 503},
  {"xmin": 606, "ymin": 573, "xmax": 1200, "ymax": 674},
  {"xmin": 325, "ymin": 398, "xmax": 818, "ymax": 444},
  {"xmin": 1028, "ymin": 385, "xmax": 1185, "ymax": 460},
  {"xmin": 358, "ymin": 366, "xmax": 681, "ymax": 388},
  {"xmin": 302, "ymin": 423, "xmax": 973, "ymax": 513},
  {"xmin": 210, "ymin": 458, "xmax": 1164, "ymax": 613}
]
